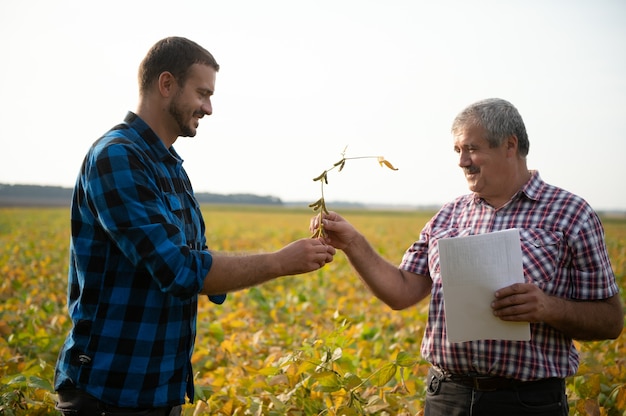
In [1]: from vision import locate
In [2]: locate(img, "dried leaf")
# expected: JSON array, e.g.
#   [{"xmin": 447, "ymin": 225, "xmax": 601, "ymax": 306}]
[
  {"xmin": 582, "ymin": 398, "xmax": 600, "ymax": 416},
  {"xmin": 331, "ymin": 347, "xmax": 342, "ymax": 362},
  {"xmin": 377, "ymin": 157, "xmax": 399, "ymax": 170},
  {"xmin": 364, "ymin": 396, "xmax": 390, "ymax": 412},
  {"xmin": 614, "ymin": 385, "xmax": 626, "ymax": 410}
]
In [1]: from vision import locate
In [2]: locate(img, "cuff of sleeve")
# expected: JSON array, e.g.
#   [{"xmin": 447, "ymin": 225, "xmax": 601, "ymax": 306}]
[
  {"xmin": 201, "ymin": 251, "xmax": 226, "ymax": 304},
  {"xmin": 208, "ymin": 294, "xmax": 227, "ymax": 304}
]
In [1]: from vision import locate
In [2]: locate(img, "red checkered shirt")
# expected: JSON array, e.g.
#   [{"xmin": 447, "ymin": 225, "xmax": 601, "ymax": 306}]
[{"xmin": 400, "ymin": 171, "xmax": 618, "ymax": 381}]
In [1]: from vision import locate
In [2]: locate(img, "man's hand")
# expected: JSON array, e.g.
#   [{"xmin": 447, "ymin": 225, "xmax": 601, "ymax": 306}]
[
  {"xmin": 277, "ymin": 238, "xmax": 335, "ymax": 274},
  {"xmin": 492, "ymin": 283, "xmax": 624, "ymax": 340},
  {"xmin": 309, "ymin": 211, "xmax": 358, "ymax": 252},
  {"xmin": 491, "ymin": 283, "xmax": 552, "ymax": 323}
]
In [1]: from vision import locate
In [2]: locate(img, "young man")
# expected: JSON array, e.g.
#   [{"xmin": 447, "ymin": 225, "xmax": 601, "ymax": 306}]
[
  {"xmin": 55, "ymin": 37, "xmax": 335, "ymax": 415},
  {"xmin": 314, "ymin": 98, "xmax": 623, "ymax": 416}
]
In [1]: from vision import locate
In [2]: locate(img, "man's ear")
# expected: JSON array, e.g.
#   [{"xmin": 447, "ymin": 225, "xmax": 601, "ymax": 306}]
[
  {"xmin": 506, "ymin": 135, "xmax": 519, "ymax": 156},
  {"xmin": 157, "ymin": 71, "xmax": 176, "ymax": 97}
]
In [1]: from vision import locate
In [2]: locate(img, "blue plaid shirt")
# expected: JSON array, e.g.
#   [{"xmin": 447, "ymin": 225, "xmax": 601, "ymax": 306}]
[{"xmin": 55, "ymin": 112, "xmax": 226, "ymax": 407}]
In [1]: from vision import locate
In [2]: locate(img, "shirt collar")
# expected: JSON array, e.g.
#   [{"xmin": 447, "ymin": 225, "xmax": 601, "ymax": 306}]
[
  {"xmin": 123, "ymin": 112, "xmax": 182, "ymax": 164},
  {"xmin": 519, "ymin": 170, "xmax": 543, "ymax": 202}
]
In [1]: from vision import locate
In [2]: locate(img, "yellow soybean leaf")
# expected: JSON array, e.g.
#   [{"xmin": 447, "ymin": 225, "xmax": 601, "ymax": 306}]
[
  {"xmin": 312, "ymin": 370, "xmax": 342, "ymax": 392},
  {"xmin": 395, "ymin": 351, "xmax": 418, "ymax": 367},
  {"xmin": 376, "ymin": 363, "xmax": 397, "ymax": 386}
]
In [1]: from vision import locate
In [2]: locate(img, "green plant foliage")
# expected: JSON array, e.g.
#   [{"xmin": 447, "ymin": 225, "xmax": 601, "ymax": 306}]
[{"xmin": 0, "ymin": 206, "xmax": 625, "ymax": 415}]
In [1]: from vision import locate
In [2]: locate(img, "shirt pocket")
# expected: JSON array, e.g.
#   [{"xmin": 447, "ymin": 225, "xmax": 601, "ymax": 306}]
[
  {"xmin": 164, "ymin": 192, "xmax": 184, "ymax": 222},
  {"xmin": 518, "ymin": 229, "xmax": 563, "ymax": 288}
]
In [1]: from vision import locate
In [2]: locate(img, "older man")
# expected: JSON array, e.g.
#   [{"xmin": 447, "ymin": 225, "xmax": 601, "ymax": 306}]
[{"xmin": 315, "ymin": 98, "xmax": 623, "ymax": 416}]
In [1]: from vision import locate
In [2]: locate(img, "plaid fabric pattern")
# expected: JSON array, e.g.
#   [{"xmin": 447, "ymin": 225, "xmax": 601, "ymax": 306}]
[
  {"xmin": 55, "ymin": 112, "xmax": 225, "ymax": 407},
  {"xmin": 400, "ymin": 171, "xmax": 617, "ymax": 381}
]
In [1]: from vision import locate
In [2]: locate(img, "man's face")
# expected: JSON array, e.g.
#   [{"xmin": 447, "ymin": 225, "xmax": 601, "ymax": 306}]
[
  {"xmin": 169, "ymin": 63, "xmax": 216, "ymax": 137},
  {"xmin": 453, "ymin": 124, "xmax": 513, "ymax": 202}
]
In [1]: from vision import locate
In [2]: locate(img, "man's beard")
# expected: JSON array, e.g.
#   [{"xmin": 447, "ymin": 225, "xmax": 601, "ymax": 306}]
[{"xmin": 169, "ymin": 96, "xmax": 196, "ymax": 138}]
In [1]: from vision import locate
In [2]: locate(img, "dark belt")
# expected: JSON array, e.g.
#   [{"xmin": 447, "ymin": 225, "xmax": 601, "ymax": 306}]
[
  {"xmin": 433, "ymin": 367, "xmax": 564, "ymax": 392},
  {"xmin": 447, "ymin": 374, "xmax": 524, "ymax": 391}
]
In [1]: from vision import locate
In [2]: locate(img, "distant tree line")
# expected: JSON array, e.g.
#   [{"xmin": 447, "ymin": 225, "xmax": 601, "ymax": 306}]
[{"xmin": 0, "ymin": 184, "xmax": 283, "ymax": 207}]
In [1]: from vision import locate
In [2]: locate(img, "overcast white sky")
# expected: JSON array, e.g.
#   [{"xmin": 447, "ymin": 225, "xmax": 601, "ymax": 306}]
[{"xmin": 1, "ymin": 0, "xmax": 625, "ymax": 210}]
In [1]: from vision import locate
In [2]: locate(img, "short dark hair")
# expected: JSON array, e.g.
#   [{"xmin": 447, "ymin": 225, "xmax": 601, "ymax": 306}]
[
  {"xmin": 451, "ymin": 98, "xmax": 530, "ymax": 157},
  {"xmin": 138, "ymin": 36, "xmax": 219, "ymax": 94}
]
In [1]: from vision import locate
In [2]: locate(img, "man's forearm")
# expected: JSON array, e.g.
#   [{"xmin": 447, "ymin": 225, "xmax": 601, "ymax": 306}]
[
  {"xmin": 344, "ymin": 233, "xmax": 431, "ymax": 310},
  {"xmin": 547, "ymin": 294, "xmax": 623, "ymax": 340},
  {"xmin": 201, "ymin": 253, "xmax": 281, "ymax": 295}
]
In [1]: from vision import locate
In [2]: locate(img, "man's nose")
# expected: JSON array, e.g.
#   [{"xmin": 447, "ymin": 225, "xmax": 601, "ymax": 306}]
[
  {"xmin": 201, "ymin": 100, "xmax": 213, "ymax": 116},
  {"xmin": 458, "ymin": 150, "xmax": 471, "ymax": 167}
]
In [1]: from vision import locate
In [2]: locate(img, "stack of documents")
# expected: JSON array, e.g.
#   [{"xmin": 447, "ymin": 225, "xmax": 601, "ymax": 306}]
[{"xmin": 438, "ymin": 228, "xmax": 531, "ymax": 343}]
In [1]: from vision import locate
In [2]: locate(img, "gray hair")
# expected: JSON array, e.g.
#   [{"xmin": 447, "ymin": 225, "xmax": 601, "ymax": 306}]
[{"xmin": 451, "ymin": 98, "xmax": 529, "ymax": 157}]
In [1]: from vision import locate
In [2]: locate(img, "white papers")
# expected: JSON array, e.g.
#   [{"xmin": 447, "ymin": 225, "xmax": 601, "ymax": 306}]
[{"xmin": 438, "ymin": 229, "xmax": 530, "ymax": 343}]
